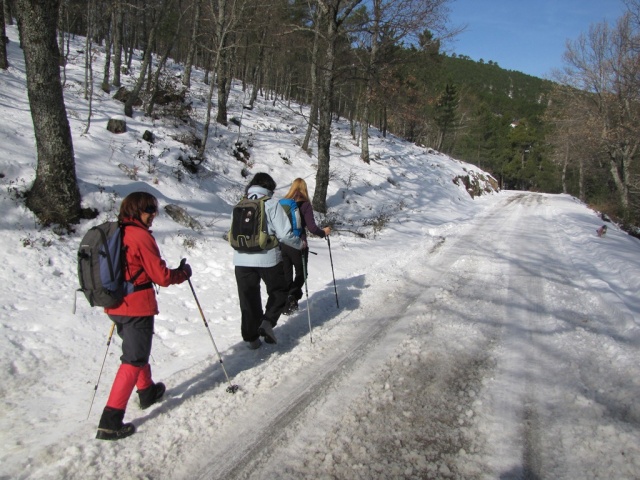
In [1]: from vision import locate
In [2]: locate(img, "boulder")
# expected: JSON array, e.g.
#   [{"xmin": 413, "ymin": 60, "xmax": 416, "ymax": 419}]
[{"xmin": 164, "ymin": 204, "xmax": 203, "ymax": 231}]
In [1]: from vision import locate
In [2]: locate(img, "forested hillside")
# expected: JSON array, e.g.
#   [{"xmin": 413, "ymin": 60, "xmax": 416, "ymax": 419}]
[
  {"xmin": 4, "ymin": 0, "xmax": 640, "ymax": 229},
  {"xmin": 416, "ymin": 54, "xmax": 556, "ymax": 192}
]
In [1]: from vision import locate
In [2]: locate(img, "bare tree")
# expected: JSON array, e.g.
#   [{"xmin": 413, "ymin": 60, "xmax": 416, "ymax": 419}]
[
  {"xmin": 124, "ymin": 0, "xmax": 174, "ymax": 117},
  {"xmin": 182, "ymin": 0, "xmax": 201, "ymax": 89},
  {"xmin": 4, "ymin": 0, "xmax": 15, "ymax": 25},
  {"xmin": 112, "ymin": 0, "xmax": 124, "ymax": 87},
  {"xmin": 247, "ymin": 23, "xmax": 267, "ymax": 110},
  {"xmin": 16, "ymin": 0, "xmax": 82, "ymax": 226},
  {"xmin": 301, "ymin": 5, "xmax": 321, "ymax": 153},
  {"xmin": 146, "ymin": 3, "xmax": 185, "ymax": 116},
  {"xmin": 545, "ymin": 85, "xmax": 598, "ymax": 199},
  {"xmin": 560, "ymin": 13, "xmax": 640, "ymax": 219},
  {"xmin": 100, "ymin": 3, "xmax": 113, "ymax": 93},
  {"xmin": 313, "ymin": 0, "xmax": 364, "ymax": 214},
  {"xmin": 197, "ymin": 0, "xmax": 247, "ymax": 158},
  {"xmin": 82, "ymin": 0, "xmax": 97, "ymax": 134},
  {"xmin": 0, "ymin": 0, "xmax": 8, "ymax": 69},
  {"xmin": 213, "ymin": 0, "xmax": 249, "ymax": 126}
]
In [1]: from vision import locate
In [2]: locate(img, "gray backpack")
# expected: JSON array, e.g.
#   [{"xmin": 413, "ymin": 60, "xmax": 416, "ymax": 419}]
[{"xmin": 77, "ymin": 222, "xmax": 148, "ymax": 308}]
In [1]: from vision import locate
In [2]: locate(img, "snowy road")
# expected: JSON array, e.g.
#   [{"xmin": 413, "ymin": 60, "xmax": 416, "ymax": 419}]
[
  {"xmin": 24, "ymin": 193, "xmax": 639, "ymax": 480},
  {"xmin": 186, "ymin": 192, "xmax": 640, "ymax": 479}
]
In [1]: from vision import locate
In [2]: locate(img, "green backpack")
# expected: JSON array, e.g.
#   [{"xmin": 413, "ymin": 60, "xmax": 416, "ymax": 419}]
[{"xmin": 229, "ymin": 196, "xmax": 279, "ymax": 252}]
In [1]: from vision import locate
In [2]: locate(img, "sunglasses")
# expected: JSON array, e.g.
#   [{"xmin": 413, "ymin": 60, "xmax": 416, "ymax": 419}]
[{"xmin": 143, "ymin": 205, "xmax": 158, "ymax": 214}]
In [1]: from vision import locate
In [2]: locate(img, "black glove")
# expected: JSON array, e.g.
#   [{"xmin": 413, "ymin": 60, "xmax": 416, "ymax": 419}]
[{"xmin": 179, "ymin": 258, "xmax": 192, "ymax": 279}]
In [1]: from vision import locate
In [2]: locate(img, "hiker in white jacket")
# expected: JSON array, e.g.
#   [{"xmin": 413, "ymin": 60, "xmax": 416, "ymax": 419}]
[{"xmin": 233, "ymin": 173, "xmax": 303, "ymax": 349}]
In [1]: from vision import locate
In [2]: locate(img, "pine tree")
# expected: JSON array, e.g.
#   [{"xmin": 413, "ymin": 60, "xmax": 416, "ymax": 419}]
[{"xmin": 434, "ymin": 83, "xmax": 458, "ymax": 152}]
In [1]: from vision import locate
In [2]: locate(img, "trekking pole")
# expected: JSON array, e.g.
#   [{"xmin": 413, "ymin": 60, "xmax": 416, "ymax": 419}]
[
  {"xmin": 302, "ymin": 254, "xmax": 313, "ymax": 344},
  {"xmin": 182, "ymin": 260, "xmax": 239, "ymax": 394},
  {"xmin": 87, "ymin": 322, "xmax": 116, "ymax": 420},
  {"xmin": 326, "ymin": 236, "xmax": 339, "ymax": 308}
]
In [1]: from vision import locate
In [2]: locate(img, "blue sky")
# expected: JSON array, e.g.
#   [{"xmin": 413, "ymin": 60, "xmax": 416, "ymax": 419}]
[{"xmin": 446, "ymin": 0, "xmax": 628, "ymax": 78}]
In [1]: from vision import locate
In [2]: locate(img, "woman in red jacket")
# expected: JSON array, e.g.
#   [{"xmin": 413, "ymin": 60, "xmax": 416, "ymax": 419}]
[{"xmin": 96, "ymin": 192, "xmax": 192, "ymax": 441}]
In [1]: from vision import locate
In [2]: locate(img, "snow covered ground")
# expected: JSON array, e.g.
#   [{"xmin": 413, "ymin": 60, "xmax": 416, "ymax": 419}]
[{"xmin": 1, "ymin": 25, "xmax": 640, "ymax": 479}]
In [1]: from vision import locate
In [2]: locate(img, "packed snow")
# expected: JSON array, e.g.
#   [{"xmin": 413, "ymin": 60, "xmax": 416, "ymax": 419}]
[{"xmin": 1, "ymin": 25, "xmax": 640, "ymax": 479}]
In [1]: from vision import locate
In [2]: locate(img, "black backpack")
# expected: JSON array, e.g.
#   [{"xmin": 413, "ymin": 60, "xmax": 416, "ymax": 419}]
[
  {"xmin": 76, "ymin": 221, "xmax": 147, "ymax": 308},
  {"xmin": 228, "ymin": 196, "xmax": 279, "ymax": 252}
]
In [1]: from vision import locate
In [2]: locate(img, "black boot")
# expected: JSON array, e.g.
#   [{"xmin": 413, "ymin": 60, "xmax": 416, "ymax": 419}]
[
  {"xmin": 96, "ymin": 407, "xmax": 135, "ymax": 441},
  {"xmin": 282, "ymin": 295, "xmax": 299, "ymax": 316},
  {"xmin": 258, "ymin": 318, "xmax": 277, "ymax": 344},
  {"xmin": 138, "ymin": 382, "xmax": 166, "ymax": 410}
]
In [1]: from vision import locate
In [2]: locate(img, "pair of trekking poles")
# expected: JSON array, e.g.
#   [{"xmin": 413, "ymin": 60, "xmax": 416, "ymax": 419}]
[
  {"xmin": 303, "ymin": 236, "xmax": 339, "ymax": 343},
  {"xmin": 87, "ymin": 259, "xmax": 240, "ymax": 418},
  {"xmin": 88, "ymin": 238, "xmax": 339, "ymax": 417}
]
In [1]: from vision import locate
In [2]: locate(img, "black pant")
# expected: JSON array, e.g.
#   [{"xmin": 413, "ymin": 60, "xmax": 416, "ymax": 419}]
[
  {"xmin": 108, "ymin": 315, "xmax": 154, "ymax": 366},
  {"xmin": 235, "ymin": 263, "xmax": 288, "ymax": 342},
  {"xmin": 280, "ymin": 243, "xmax": 308, "ymax": 301}
]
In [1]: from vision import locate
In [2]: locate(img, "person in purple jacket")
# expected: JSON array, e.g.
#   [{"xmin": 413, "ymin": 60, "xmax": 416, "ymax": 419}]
[{"xmin": 280, "ymin": 178, "xmax": 331, "ymax": 314}]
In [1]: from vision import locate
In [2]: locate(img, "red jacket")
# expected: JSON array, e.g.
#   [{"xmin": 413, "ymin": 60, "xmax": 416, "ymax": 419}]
[{"xmin": 105, "ymin": 218, "xmax": 188, "ymax": 316}]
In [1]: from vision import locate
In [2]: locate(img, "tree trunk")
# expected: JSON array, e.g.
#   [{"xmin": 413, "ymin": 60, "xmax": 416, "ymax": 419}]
[
  {"xmin": 302, "ymin": 7, "xmax": 320, "ymax": 153},
  {"xmin": 313, "ymin": 13, "xmax": 338, "ymax": 214},
  {"xmin": 216, "ymin": 45, "xmax": 229, "ymax": 125},
  {"xmin": 112, "ymin": 0, "xmax": 123, "ymax": 87},
  {"xmin": 16, "ymin": 0, "xmax": 81, "ymax": 225},
  {"xmin": 313, "ymin": 0, "xmax": 363, "ymax": 213},
  {"xmin": 578, "ymin": 156, "xmax": 585, "ymax": 201},
  {"xmin": 606, "ymin": 142, "xmax": 637, "ymax": 217},
  {"xmin": 183, "ymin": 0, "xmax": 200, "ymax": 89},
  {"xmin": 198, "ymin": 48, "xmax": 223, "ymax": 158},
  {"xmin": 210, "ymin": 0, "xmax": 244, "ymax": 127},
  {"xmin": 360, "ymin": 107, "xmax": 370, "ymax": 163},
  {"xmin": 101, "ymin": 9, "xmax": 112, "ymax": 93},
  {"xmin": 561, "ymin": 141, "xmax": 568, "ymax": 194},
  {"xmin": 83, "ymin": 0, "xmax": 93, "ymax": 101},
  {"xmin": 83, "ymin": 11, "xmax": 94, "ymax": 134},
  {"xmin": 0, "ymin": 2, "xmax": 8, "ymax": 69},
  {"xmin": 248, "ymin": 26, "xmax": 267, "ymax": 110},
  {"xmin": 124, "ymin": 0, "xmax": 170, "ymax": 117},
  {"xmin": 608, "ymin": 153, "xmax": 629, "ymax": 211},
  {"xmin": 248, "ymin": 69, "xmax": 260, "ymax": 108},
  {"xmin": 146, "ymin": 9, "xmax": 182, "ymax": 117},
  {"xmin": 4, "ymin": 0, "xmax": 14, "ymax": 25},
  {"xmin": 382, "ymin": 104, "xmax": 387, "ymax": 137},
  {"xmin": 125, "ymin": 17, "xmax": 134, "ymax": 72}
]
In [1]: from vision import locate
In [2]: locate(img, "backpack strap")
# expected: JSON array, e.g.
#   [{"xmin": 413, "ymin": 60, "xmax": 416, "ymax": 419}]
[
  {"xmin": 132, "ymin": 282, "xmax": 153, "ymax": 292},
  {"xmin": 120, "ymin": 220, "xmax": 151, "ymax": 291}
]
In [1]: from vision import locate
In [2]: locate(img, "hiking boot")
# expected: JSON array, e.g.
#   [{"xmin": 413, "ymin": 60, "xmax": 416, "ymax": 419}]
[
  {"xmin": 138, "ymin": 382, "xmax": 166, "ymax": 410},
  {"xmin": 258, "ymin": 319, "xmax": 277, "ymax": 344},
  {"xmin": 282, "ymin": 295, "xmax": 299, "ymax": 316},
  {"xmin": 96, "ymin": 407, "xmax": 136, "ymax": 441},
  {"xmin": 96, "ymin": 422, "xmax": 136, "ymax": 440},
  {"xmin": 247, "ymin": 338, "xmax": 262, "ymax": 350},
  {"xmin": 288, "ymin": 296, "xmax": 299, "ymax": 313}
]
